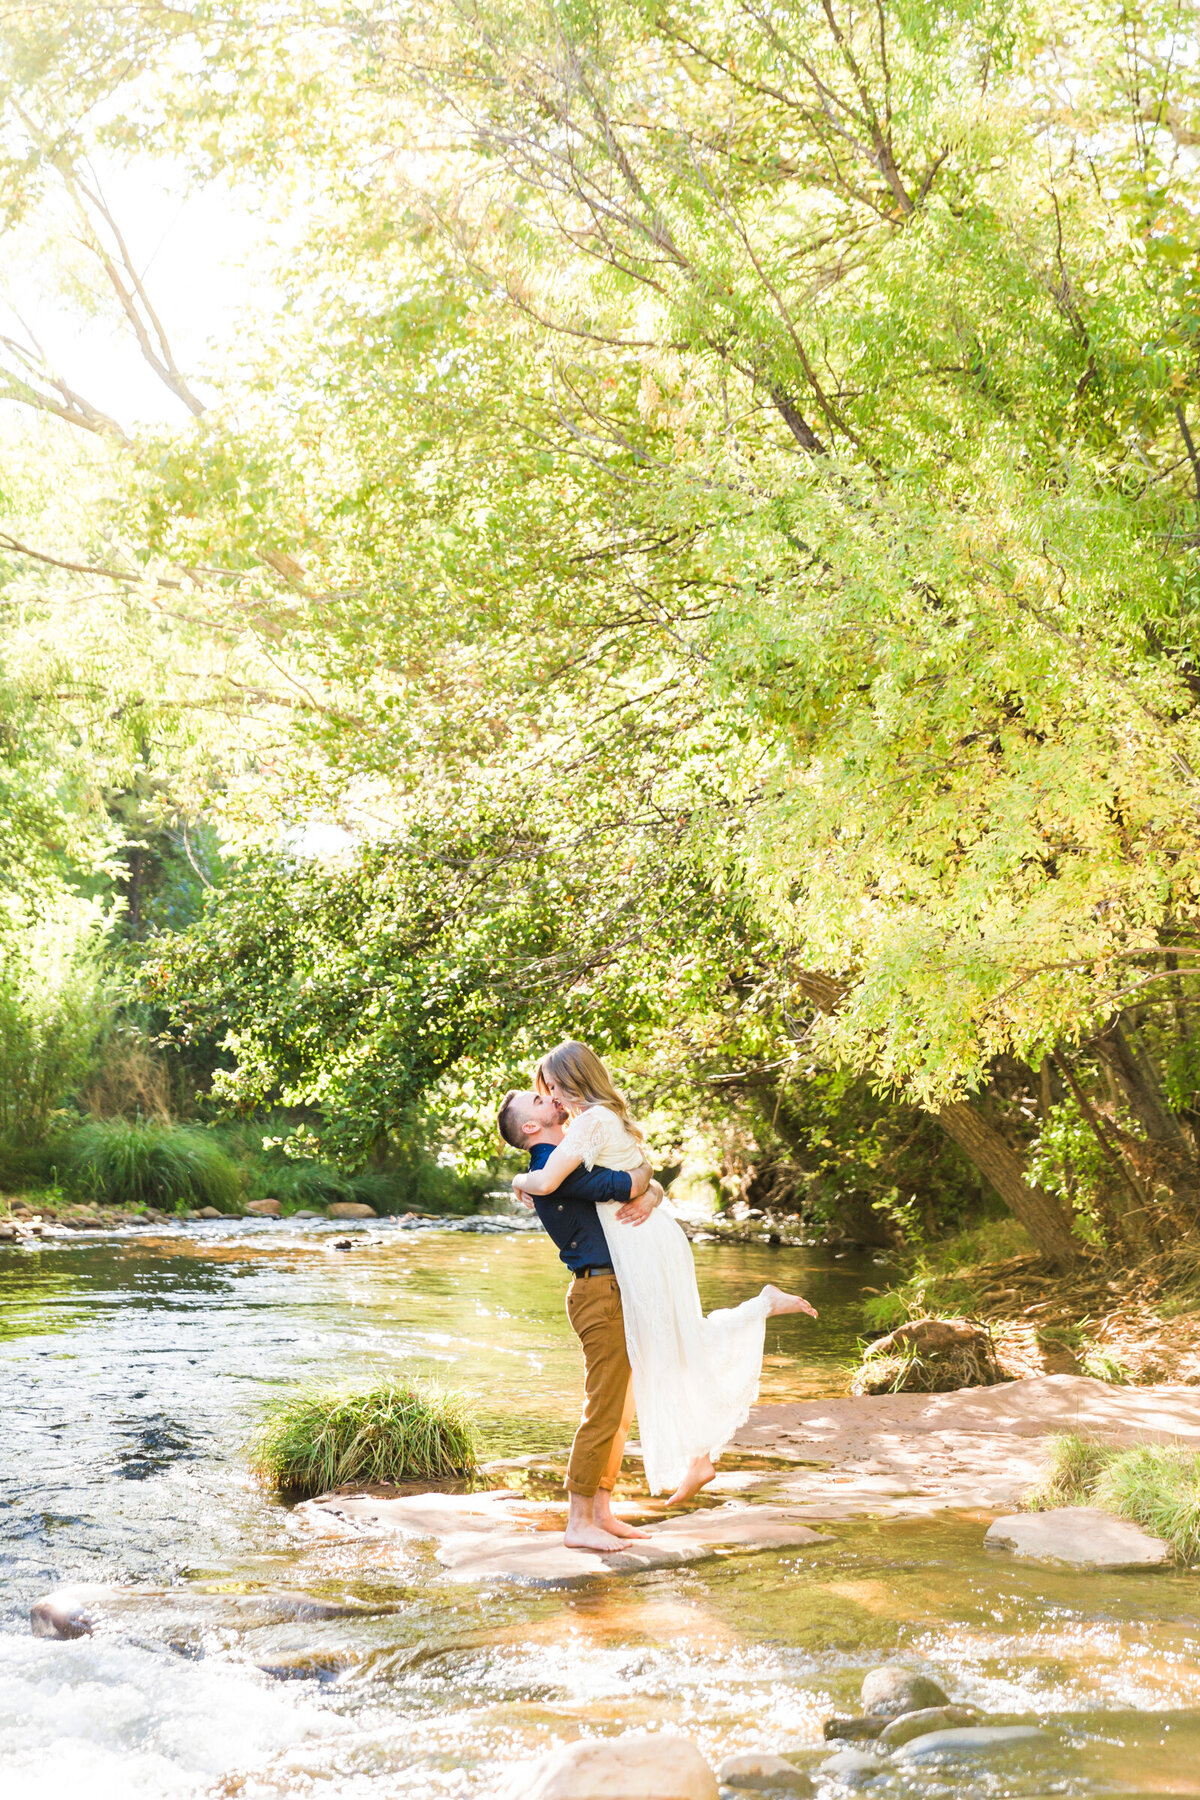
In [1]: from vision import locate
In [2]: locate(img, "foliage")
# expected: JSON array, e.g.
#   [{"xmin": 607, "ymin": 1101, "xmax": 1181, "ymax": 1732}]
[
  {"xmin": 249, "ymin": 1380, "xmax": 478, "ymax": 1497},
  {"xmin": 1029, "ymin": 1433, "xmax": 1200, "ymax": 1563},
  {"xmin": 0, "ymin": 898, "xmax": 108, "ymax": 1143},
  {"xmin": 61, "ymin": 1118, "xmax": 241, "ymax": 1211},
  {"xmin": 9, "ymin": 2, "xmax": 1200, "ymax": 1259},
  {"xmin": 861, "ymin": 1219, "xmax": 1033, "ymax": 1329}
]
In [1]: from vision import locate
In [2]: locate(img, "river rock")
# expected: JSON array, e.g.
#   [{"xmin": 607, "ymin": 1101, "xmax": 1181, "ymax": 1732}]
[
  {"xmin": 246, "ymin": 1197, "xmax": 282, "ymax": 1216},
  {"xmin": 893, "ymin": 1724, "xmax": 1045, "ymax": 1762},
  {"xmin": 194, "ymin": 1207, "xmax": 223, "ymax": 1219},
  {"xmin": 715, "ymin": 1753, "xmax": 811, "ymax": 1792},
  {"xmin": 298, "ymin": 1490, "xmax": 829, "ymax": 1585},
  {"xmin": 878, "ymin": 1705, "xmax": 981, "ymax": 1747},
  {"xmin": 822, "ymin": 1718, "xmax": 888, "ymax": 1742},
  {"xmin": 985, "ymin": 1506, "xmax": 1172, "ymax": 1569},
  {"xmin": 329, "ymin": 1201, "xmax": 376, "ymax": 1218},
  {"xmin": 30, "ymin": 1584, "xmax": 113, "ymax": 1639},
  {"xmin": 0, "ymin": 1222, "xmax": 18, "ymax": 1242},
  {"xmin": 815, "ymin": 1750, "xmax": 884, "ymax": 1785},
  {"xmin": 292, "ymin": 1209, "xmax": 322, "ymax": 1218},
  {"xmin": 859, "ymin": 1665, "xmax": 949, "ymax": 1718},
  {"xmin": 497, "ymin": 1732, "xmax": 719, "ymax": 1799}
]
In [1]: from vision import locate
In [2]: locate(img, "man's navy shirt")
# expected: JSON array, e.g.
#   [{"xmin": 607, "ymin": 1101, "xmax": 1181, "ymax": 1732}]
[{"xmin": 527, "ymin": 1139, "xmax": 633, "ymax": 1272}]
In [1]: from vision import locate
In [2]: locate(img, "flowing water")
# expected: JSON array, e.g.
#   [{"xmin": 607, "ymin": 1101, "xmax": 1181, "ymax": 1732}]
[{"xmin": 2, "ymin": 1217, "xmax": 1199, "ymax": 1798}]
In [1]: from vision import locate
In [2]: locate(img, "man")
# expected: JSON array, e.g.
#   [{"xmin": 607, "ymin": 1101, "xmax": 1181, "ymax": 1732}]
[{"xmin": 497, "ymin": 1085, "xmax": 662, "ymax": 1551}]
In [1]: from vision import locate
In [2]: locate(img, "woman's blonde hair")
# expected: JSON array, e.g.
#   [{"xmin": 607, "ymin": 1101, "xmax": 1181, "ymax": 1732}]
[{"xmin": 535, "ymin": 1040, "xmax": 645, "ymax": 1148}]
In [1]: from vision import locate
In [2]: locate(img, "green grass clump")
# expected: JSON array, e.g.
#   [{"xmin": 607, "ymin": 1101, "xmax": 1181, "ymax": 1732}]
[
  {"xmin": 250, "ymin": 1380, "xmax": 478, "ymax": 1497},
  {"xmin": 1027, "ymin": 1431, "xmax": 1116, "ymax": 1509},
  {"xmin": 62, "ymin": 1119, "xmax": 242, "ymax": 1211},
  {"xmin": 1027, "ymin": 1431, "xmax": 1200, "ymax": 1561},
  {"xmin": 1095, "ymin": 1445, "xmax": 1200, "ymax": 1563}
]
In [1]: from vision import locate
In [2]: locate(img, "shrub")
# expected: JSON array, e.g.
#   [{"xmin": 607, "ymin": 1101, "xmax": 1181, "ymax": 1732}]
[
  {"xmin": 249, "ymin": 1380, "xmax": 477, "ymax": 1496},
  {"xmin": 1026, "ymin": 1432, "xmax": 1200, "ymax": 1562},
  {"xmin": 0, "ymin": 901, "xmax": 108, "ymax": 1144},
  {"xmin": 62, "ymin": 1119, "xmax": 242, "ymax": 1211}
]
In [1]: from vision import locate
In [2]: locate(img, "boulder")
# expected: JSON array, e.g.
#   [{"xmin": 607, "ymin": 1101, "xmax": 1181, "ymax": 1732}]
[
  {"xmin": 893, "ymin": 1724, "xmax": 1045, "ymax": 1762},
  {"xmin": 715, "ymin": 1753, "xmax": 811, "ymax": 1792},
  {"xmin": 985, "ymin": 1506, "xmax": 1172, "ymax": 1569},
  {"xmin": 822, "ymin": 1718, "xmax": 888, "ymax": 1742},
  {"xmin": 815, "ymin": 1750, "xmax": 884, "ymax": 1785},
  {"xmin": 292, "ymin": 1209, "xmax": 322, "ymax": 1219},
  {"xmin": 194, "ymin": 1207, "xmax": 223, "ymax": 1220},
  {"xmin": 246, "ymin": 1197, "xmax": 282, "ymax": 1217},
  {"xmin": 329, "ymin": 1201, "xmax": 377, "ymax": 1218},
  {"xmin": 859, "ymin": 1666, "xmax": 949, "ymax": 1718},
  {"xmin": 31, "ymin": 1584, "xmax": 116, "ymax": 1639},
  {"xmin": 497, "ymin": 1733, "xmax": 719, "ymax": 1800},
  {"xmin": 878, "ymin": 1705, "xmax": 981, "ymax": 1748},
  {"xmin": 0, "ymin": 1222, "xmax": 18, "ymax": 1242}
]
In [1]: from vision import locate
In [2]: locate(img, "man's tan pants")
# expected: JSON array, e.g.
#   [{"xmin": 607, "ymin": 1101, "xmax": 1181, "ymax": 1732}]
[{"xmin": 564, "ymin": 1270, "xmax": 635, "ymax": 1496}]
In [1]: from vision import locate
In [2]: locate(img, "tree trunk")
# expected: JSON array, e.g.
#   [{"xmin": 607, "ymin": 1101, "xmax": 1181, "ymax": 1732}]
[
  {"xmin": 935, "ymin": 1101, "xmax": 1077, "ymax": 1267},
  {"xmin": 789, "ymin": 968, "xmax": 1077, "ymax": 1266}
]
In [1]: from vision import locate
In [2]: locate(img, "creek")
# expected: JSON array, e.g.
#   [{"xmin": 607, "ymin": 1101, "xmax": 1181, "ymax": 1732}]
[{"xmin": 1, "ymin": 1217, "xmax": 1199, "ymax": 1798}]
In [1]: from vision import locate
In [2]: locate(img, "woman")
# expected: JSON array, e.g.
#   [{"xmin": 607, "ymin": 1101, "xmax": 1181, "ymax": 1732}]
[{"xmin": 513, "ymin": 1039, "xmax": 817, "ymax": 1504}]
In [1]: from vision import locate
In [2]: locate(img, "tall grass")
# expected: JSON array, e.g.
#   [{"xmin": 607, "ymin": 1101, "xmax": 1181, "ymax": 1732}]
[
  {"xmin": 249, "ymin": 1380, "xmax": 478, "ymax": 1496},
  {"xmin": 63, "ymin": 1119, "xmax": 242, "ymax": 1210},
  {"xmin": 1028, "ymin": 1432, "xmax": 1200, "ymax": 1561}
]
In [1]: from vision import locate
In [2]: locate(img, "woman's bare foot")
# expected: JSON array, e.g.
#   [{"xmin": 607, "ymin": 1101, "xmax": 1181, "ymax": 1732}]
[
  {"xmin": 762, "ymin": 1284, "xmax": 818, "ymax": 1319},
  {"xmin": 594, "ymin": 1493, "xmax": 651, "ymax": 1540},
  {"xmin": 666, "ymin": 1453, "xmax": 716, "ymax": 1506}
]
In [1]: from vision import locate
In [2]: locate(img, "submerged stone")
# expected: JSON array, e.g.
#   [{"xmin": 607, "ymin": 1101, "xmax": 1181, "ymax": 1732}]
[
  {"xmin": 815, "ymin": 1749, "xmax": 885, "ymax": 1785},
  {"xmin": 859, "ymin": 1665, "xmax": 949, "ymax": 1718},
  {"xmin": 893, "ymin": 1724, "xmax": 1046, "ymax": 1762},
  {"xmin": 496, "ymin": 1731, "xmax": 719, "ymax": 1799},
  {"xmin": 985, "ymin": 1506, "xmax": 1172, "ymax": 1569},
  {"xmin": 715, "ymin": 1752, "xmax": 812, "ymax": 1792}
]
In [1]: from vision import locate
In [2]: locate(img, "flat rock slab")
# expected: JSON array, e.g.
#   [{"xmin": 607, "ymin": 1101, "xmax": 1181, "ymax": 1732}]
[
  {"xmin": 720, "ymin": 1376, "xmax": 1200, "ymax": 1519},
  {"xmin": 298, "ymin": 1490, "xmax": 830, "ymax": 1586},
  {"xmin": 985, "ymin": 1506, "xmax": 1172, "ymax": 1569}
]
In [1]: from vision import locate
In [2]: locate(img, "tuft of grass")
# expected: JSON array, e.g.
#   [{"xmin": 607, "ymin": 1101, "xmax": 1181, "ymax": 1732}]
[
  {"xmin": 249, "ymin": 1379, "xmax": 478, "ymax": 1497},
  {"xmin": 1026, "ymin": 1431, "xmax": 1115, "ymax": 1509},
  {"xmin": 1079, "ymin": 1345, "xmax": 1132, "ymax": 1385},
  {"xmin": 61, "ymin": 1119, "xmax": 241, "ymax": 1211},
  {"xmin": 1025, "ymin": 1431, "xmax": 1200, "ymax": 1562},
  {"xmin": 1095, "ymin": 1445, "xmax": 1200, "ymax": 1563}
]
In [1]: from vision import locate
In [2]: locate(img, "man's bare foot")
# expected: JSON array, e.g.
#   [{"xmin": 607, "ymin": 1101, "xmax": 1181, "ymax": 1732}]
[
  {"xmin": 762, "ymin": 1284, "xmax": 818, "ymax": 1319},
  {"xmin": 594, "ymin": 1494, "xmax": 650, "ymax": 1540},
  {"xmin": 564, "ymin": 1522, "xmax": 626, "ymax": 1552},
  {"xmin": 666, "ymin": 1453, "xmax": 716, "ymax": 1506}
]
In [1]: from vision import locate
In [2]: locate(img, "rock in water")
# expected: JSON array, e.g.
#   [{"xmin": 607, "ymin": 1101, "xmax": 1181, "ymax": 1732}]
[
  {"xmin": 985, "ymin": 1507, "xmax": 1172, "ymax": 1569},
  {"xmin": 893, "ymin": 1724, "xmax": 1045, "ymax": 1762},
  {"xmin": 246, "ymin": 1198, "xmax": 282, "ymax": 1216},
  {"xmin": 329, "ymin": 1201, "xmax": 377, "ymax": 1218},
  {"xmin": 715, "ymin": 1753, "xmax": 812, "ymax": 1792},
  {"xmin": 859, "ymin": 1665, "xmax": 950, "ymax": 1718},
  {"xmin": 30, "ymin": 1585, "xmax": 114, "ymax": 1639},
  {"xmin": 822, "ymin": 1717, "xmax": 888, "ymax": 1742},
  {"xmin": 815, "ymin": 1750, "xmax": 884, "ymax": 1786},
  {"xmin": 496, "ymin": 1733, "xmax": 719, "ymax": 1799},
  {"xmin": 878, "ymin": 1705, "xmax": 981, "ymax": 1747}
]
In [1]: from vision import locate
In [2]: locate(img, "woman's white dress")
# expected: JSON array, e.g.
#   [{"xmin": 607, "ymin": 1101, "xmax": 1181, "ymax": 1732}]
[{"xmin": 560, "ymin": 1104, "xmax": 770, "ymax": 1496}]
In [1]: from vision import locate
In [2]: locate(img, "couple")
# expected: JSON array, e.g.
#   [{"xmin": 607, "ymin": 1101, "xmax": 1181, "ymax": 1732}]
[{"xmin": 497, "ymin": 1040, "xmax": 817, "ymax": 1553}]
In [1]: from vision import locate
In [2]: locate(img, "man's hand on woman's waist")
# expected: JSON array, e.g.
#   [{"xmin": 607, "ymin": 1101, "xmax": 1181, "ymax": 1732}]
[{"xmin": 615, "ymin": 1178, "xmax": 664, "ymax": 1227}]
